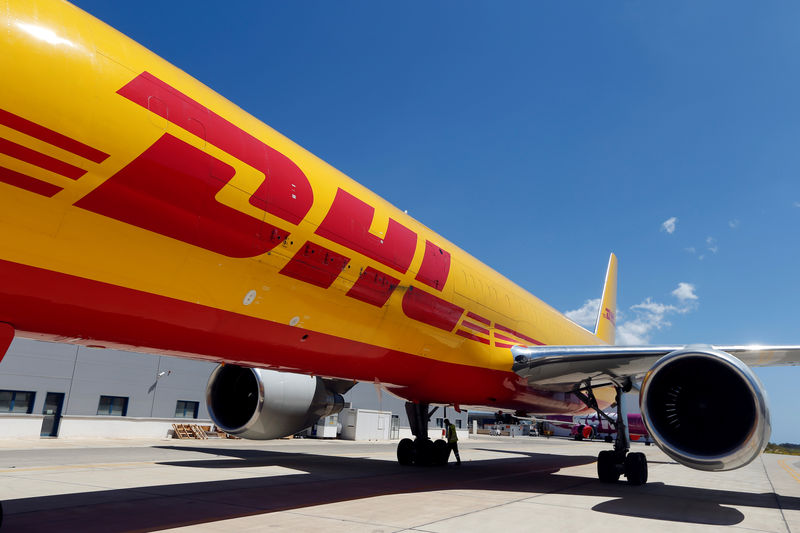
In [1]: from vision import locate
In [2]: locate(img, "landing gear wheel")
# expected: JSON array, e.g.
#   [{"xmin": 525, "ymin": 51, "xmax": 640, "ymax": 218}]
[
  {"xmin": 433, "ymin": 439, "xmax": 449, "ymax": 466},
  {"xmin": 397, "ymin": 438, "xmax": 415, "ymax": 465},
  {"xmin": 597, "ymin": 450, "xmax": 620, "ymax": 483},
  {"xmin": 414, "ymin": 438, "xmax": 434, "ymax": 466},
  {"xmin": 624, "ymin": 452, "xmax": 648, "ymax": 485}
]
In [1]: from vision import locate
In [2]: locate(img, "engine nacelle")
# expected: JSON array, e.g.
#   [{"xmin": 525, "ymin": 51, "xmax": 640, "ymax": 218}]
[
  {"xmin": 206, "ymin": 365, "xmax": 345, "ymax": 440},
  {"xmin": 640, "ymin": 347, "xmax": 770, "ymax": 471}
]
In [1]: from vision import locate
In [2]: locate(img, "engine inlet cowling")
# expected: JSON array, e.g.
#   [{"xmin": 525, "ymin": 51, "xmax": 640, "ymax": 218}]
[
  {"xmin": 640, "ymin": 347, "xmax": 770, "ymax": 471},
  {"xmin": 206, "ymin": 365, "xmax": 344, "ymax": 440}
]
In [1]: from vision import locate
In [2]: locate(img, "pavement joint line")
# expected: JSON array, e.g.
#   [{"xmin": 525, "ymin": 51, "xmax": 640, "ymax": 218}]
[
  {"xmin": 778, "ymin": 459, "xmax": 800, "ymax": 484},
  {"xmin": 285, "ymin": 509, "xmax": 403, "ymax": 531},
  {"xmin": 0, "ymin": 460, "xmax": 160, "ymax": 473},
  {"xmin": 0, "ymin": 470, "xmax": 311, "ymax": 504},
  {"xmin": 760, "ymin": 454, "xmax": 791, "ymax": 533},
  {"xmin": 406, "ymin": 469, "xmax": 597, "ymax": 530}
]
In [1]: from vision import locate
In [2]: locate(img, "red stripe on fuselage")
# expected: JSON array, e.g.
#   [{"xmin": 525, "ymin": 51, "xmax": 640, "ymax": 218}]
[
  {"xmin": 0, "ymin": 137, "xmax": 86, "ymax": 180},
  {"xmin": 401, "ymin": 286, "xmax": 464, "ymax": 332},
  {"xmin": 467, "ymin": 312, "xmax": 490, "ymax": 326},
  {"xmin": 0, "ymin": 108, "xmax": 109, "ymax": 163},
  {"xmin": 495, "ymin": 342, "xmax": 516, "ymax": 348},
  {"xmin": 460, "ymin": 320, "xmax": 490, "ymax": 336},
  {"xmin": 0, "ymin": 165, "xmax": 63, "ymax": 197},
  {"xmin": 496, "ymin": 323, "xmax": 543, "ymax": 345},
  {"xmin": 456, "ymin": 329, "xmax": 490, "ymax": 345},
  {"xmin": 0, "ymin": 257, "xmax": 583, "ymax": 413}
]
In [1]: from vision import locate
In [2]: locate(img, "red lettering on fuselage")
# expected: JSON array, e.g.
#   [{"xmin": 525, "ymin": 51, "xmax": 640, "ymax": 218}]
[
  {"xmin": 415, "ymin": 240, "xmax": 450, "ymax": 291},
  {"xmin": 279, "ymin": 241, "xmax": 350, "ymax": 289},
  {"xmin": 346, "ymin": 267, "xmax": 399, "ymax": 307},
  {"xmin": 117, "ymin": 72, "xmax": 313, "ymax": 225},
  {"xmin": 76, "ymin": 134, "xmax": 289, "ymax": 258},
  {"xmin": 316, "ymin": 188, "xmax": 417, "ymax": 274}
]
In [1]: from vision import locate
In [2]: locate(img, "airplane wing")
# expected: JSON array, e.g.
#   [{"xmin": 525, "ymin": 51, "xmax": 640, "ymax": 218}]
[{"xmin": 511, "ymin": 344, "xmax": 800, "ymax": 391}]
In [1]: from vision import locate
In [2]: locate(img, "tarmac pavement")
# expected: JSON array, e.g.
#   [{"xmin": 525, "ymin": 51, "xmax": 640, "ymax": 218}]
[{"xmin": 0, "ymin": 435, "xmax": 798, "ymax": 532}]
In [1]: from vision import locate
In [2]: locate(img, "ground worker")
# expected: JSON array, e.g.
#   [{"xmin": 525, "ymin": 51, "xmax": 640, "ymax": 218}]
[{"xmin": 444, "ymin": 418, "xmax": 461, "ymax": 465}]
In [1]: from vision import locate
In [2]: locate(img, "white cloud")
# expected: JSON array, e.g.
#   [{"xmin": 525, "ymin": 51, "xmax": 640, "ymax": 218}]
[
  {"xmin": 564, "ymin": 283, "xmax": 698, "ymax": 345},
  {"xmin": 672, "ymin": 282, "xmax": 698, "ymax": 302},
  {"xmin": 728, "ymin": 219, "xmax": 740, "ymax": 229},
  {"xmin": 564, "ymin": 298, "xmax": 601, "ymax": 329},
  {"xmin": 661, "ymin": 217, "xmax": 678, "ymax": 234},
  {"xmin": 684, "ymin": 247, "xmax": 696, "ymax": 254},
  {"xmin": 706, "ymin": 236, "xmax": 718, "ymax": 254},
  {"xmin": 616, "ymin": 298, "xmax": 677, "ymax": 344},
  {"xmin": 794, "ymin": 201, "xmax": 800, "ymax": 208}
]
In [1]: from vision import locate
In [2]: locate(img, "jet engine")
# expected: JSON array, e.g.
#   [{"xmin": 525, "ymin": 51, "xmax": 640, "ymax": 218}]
[
  {"xmin": 640, "ymin": 347, "xmax": 771, "ymax": 471},
  {"xmin": 206, "ymin": 364, "xmax": 346, "ymax": 440}
]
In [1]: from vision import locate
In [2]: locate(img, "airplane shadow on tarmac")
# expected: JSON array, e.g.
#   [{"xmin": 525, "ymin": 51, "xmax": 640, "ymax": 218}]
[{"xmin": 3, "ymin": 445, "xmax": 798, "ymax": 532}]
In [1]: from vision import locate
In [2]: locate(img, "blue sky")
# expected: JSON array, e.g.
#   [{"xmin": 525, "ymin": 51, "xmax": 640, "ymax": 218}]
[{"xmin": 72, "ymin": 1, "xmax": 800, "ymax": 443}]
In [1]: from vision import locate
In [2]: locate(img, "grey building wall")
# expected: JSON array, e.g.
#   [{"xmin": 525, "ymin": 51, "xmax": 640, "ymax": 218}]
[
  {"xmin": 343, "ymin": 383, "xmax": 469, "ymax": 431},
  {"xmin": 0, "ymin": 337, "xmax": 467, "ymax": 435},
  {"xmin": 0, "ymin": 339, "xmax": 76, "ymax": 416},
  {"xmin": 0, "ymin": 338, "xmax": 215, "ymax": 421}
]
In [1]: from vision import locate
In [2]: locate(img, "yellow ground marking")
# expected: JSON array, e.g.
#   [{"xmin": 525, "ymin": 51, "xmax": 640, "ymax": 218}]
[{"xmin": 778, "ymin": 458, "xmax": 800, "ymax": 484}]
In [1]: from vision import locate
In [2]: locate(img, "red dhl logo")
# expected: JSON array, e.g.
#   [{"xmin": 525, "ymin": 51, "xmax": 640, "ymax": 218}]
[
  {"xmin": 0, "ymin": 72, "xmax": 546, "ymax": 349},
  {"xmin": 603, "ymin": 308, "xmax": 616, "ymax": 326}
]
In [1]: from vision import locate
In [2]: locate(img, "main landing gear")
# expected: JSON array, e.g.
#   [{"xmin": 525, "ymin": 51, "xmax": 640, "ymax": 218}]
[
  {"xmin": 575, "ymin": 380, "xmax": 648, "ymax": 486},
  {"xmin": 396, "ymin": 402, "xmax": 450, "ymax": 466}
]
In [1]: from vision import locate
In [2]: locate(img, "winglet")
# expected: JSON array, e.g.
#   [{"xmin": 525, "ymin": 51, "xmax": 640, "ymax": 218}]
[{"xmin": 594, "ymin": 253, "xmax": 617, "ymax": 345}]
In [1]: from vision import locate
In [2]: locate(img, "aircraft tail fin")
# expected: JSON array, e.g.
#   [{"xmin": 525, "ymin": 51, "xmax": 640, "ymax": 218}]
[{"xmin": 594, "ymin": 253, "xmax": 617, "ymax": 345}]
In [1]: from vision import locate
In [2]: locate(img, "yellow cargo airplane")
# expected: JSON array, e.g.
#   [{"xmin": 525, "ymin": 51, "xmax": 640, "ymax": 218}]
[{"xmin": 1, "ymin": 0, "xmax": 798, "ymax": 487}]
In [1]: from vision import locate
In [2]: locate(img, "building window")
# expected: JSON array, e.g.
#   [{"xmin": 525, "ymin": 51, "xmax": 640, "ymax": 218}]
[
  {"xmin": 0, "ymin": 390, "xmax": 35, "ymax": 414},
  {"xmin": 175, "ymin": 400, "xmax": 199, "ymax": 419},
  {"xmin": 456, "ymin": 419, "xmax": 462, "ymax": 429},
  {"xmin": 435, "ymin": 417, "xmax": 444, "ymax": 428},
  {"xmin": 97, "ymin": 395, "xmax": 128, "ymax": 416}
]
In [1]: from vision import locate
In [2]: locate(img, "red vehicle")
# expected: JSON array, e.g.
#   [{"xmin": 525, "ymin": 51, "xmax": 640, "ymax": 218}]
[{"xmin": 572, "ymin": 413, "xmax": 651, "ymax": 444}]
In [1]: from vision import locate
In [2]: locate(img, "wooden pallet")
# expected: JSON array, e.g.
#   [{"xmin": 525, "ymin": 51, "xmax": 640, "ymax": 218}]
[{"xmin": 172, "ymin": 423, "xmax": 208, "ymax": 439}]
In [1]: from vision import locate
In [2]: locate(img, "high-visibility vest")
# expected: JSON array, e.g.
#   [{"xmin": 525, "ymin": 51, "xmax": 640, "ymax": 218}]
[{"xmin": 447, "ymin": 423, "xmax": 458, "ymax": 443}]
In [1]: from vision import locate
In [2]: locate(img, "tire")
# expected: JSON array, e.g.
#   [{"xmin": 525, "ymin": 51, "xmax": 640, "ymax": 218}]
[
  {"xmin": 597, "ymin": 450, "xmax": 620, "ymax": 483},
  {"xmin": 414, "ymin": 438, "xmax": 434, "ymax": 466},
  {"xmin": 433, "ymin": 439, "xmax": 449, "ymax": 466},
  {"xmin": 397, "ymin": 438, "xmax": 415, "ymax": 465},
  {"xmin": 624, "ymin": 452, "xmax": 648, "ymax": 486},
  {"xmin": 604, "ymin": 435, "xmax": 613, "ymax": 443}
]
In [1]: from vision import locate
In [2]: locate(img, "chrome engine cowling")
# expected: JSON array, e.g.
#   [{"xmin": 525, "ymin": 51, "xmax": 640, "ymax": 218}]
[
  {"xmin": 206, "ymin": 365, "xmax": 345, "ymax": 440},
  {"xmin": 640, "ymin": 347, "xmax": 770, "ymax": 471}
]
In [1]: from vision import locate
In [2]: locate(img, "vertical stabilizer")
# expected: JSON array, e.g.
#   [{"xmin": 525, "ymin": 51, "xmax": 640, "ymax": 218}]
[{"xmin": 594, "ymin": 253, "xmax": 617, "ymax": 345}]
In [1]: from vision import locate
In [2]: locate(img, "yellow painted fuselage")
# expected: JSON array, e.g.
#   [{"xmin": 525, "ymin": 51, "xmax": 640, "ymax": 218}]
[{"xmin": 0, "ymin": 0, "xmax": 610, "ymax": 414}]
